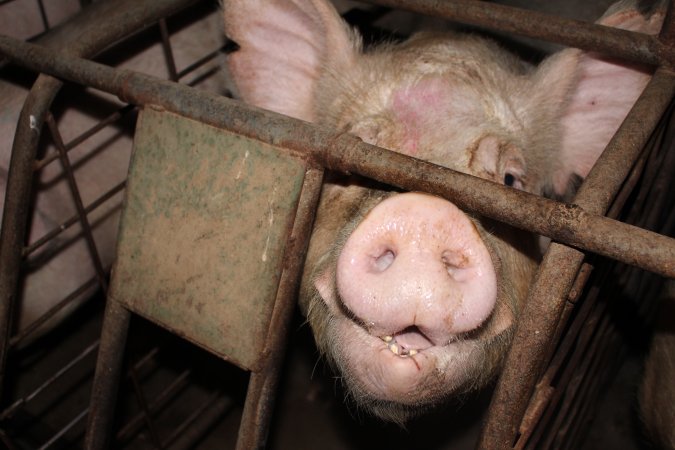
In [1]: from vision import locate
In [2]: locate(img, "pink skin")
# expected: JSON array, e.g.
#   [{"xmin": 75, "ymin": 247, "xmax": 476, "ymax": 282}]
[{"xmin": 327, "ymin": 192, "xmax": 497, "ymax": 400}]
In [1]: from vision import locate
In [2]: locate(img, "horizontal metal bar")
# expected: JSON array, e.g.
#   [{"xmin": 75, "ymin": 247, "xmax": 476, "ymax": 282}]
[
  {"xmin": 0, "ymin": 36, "xmax": 672, "ymax": 278},
  {"xmin": 0, "ymin": 340, "xmax": 99, "ymax": 420},
  {"xmin": 362, "ymin": 0, "xmax": 673, "ymax": 67}
]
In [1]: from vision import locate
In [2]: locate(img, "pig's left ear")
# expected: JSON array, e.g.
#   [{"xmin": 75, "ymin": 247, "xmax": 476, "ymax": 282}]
[
  {"xmin": 531, "ymin": 2, "xmax": 665, "ymax": 197},
  {"xmin": 223, "ymin": 0, "xmax": 360, "ymax": 122}
]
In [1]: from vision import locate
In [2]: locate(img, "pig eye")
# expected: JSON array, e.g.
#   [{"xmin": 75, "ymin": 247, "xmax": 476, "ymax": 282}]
[{"xmin": 503, "ymin": 173, "xmax": 523, "ymax": 190}]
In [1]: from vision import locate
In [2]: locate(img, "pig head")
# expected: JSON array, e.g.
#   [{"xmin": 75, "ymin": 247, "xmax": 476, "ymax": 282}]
[{"xmin": 223, "ymin": 0, "xmax": 663, "ymax": 422}]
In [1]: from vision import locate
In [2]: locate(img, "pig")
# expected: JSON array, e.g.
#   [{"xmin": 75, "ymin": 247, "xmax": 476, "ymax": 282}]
[
  {"xmin": 640, "ymin": 280, "xmax": 675, "ymax": 450},
  {"xmin": 223, "ymin": 0, "xmax": 664, "ymax": 422},
  {"xmin": 0, "ymin": 0, "xmax": 224, "ymax": 341}
]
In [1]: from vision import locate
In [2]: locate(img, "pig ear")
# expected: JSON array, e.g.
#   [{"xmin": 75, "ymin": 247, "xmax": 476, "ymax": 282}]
[
  {"xmin": 533, "ymin": 3, "xmax": 665, "ymax": 197},
  {"xmin": 223, "ymin": 0, "xmax": 360, "ymax": 122}
]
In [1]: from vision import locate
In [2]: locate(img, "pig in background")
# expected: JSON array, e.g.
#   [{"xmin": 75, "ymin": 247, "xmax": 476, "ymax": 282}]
[
  {"xmin": 640, "ymin": 280, "xmax": 675, "ymax": 450},
  {"xmin": 223, "ymin": 0, "xmax": 665, "ymax": 426}
]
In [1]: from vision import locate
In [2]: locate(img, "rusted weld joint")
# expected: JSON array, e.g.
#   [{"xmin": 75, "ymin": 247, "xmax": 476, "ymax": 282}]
[
  {"xmin": 546, "ymin": 202, "xmax": 584, "ymax": 244},
  {"xmin": 320, "ymin": 130, "xmax": 360, "ymax": 174}
]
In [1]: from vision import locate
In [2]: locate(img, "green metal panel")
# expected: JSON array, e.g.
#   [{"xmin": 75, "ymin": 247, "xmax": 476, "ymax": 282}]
[{"xmin": 110, "ymin": 108, "xmax": 307, "ymax": 371}]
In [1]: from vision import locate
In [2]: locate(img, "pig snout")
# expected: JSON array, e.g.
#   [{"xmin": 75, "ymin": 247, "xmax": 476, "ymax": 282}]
[{"xmin": 336, "ymin": 193, "xmax": 498, "ymax": 357}]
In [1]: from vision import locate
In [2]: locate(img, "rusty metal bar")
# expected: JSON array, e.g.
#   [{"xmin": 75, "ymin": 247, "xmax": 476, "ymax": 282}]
[
  {"xmin": 84, "ymin": 299, "xmax": 131, "ymax": 450},
  {"xmin": 34, "ymin": 104, "xmax": 136, "ymax": 171},
  {"xmin": 478, "ymin": 63, "xmax": 675, "ymax": 449},
  {"xmin": 0, "ymin": 36, "xmax": 673, "ymax": 278},
  {"xmin": 521, "ymin": 98, "xmax": 674, "ymax": 447},
  {"xmin": 158, "ymin": 18, "xmax": 179, "ymax": 82},
  {"xmin": 236, "ymin": 167, "xmax": 324, "ymax": 450},
  {"xmin": 362, "ymin": 0, "xmax": 673, "ymax": 67},
  {"xmin": 167, "ymin": 394, "xmax": 233, "ymax": 450},
  {"xmin": 129, "ymin": 367, "xmax": 163, "ymax": 447},
  {"xmin": 116, "ymin": 369, "xmax": 191, "ymax": 442},
  {"xmin": 175, "ymin": 46, "xmax": 222, "ymax": 81},
  {"xmin": 161, "ymin": 391, "xmax": 225, "ymax": 448},
  {"xmin": 9, "ymin": 277, "xmax": 98, "ymax": 346},
  {"xmin": 22, "ymin": 181, "xmax": 125, "ymax": 258},
  {"xmin": 0, "ymin": 0, "xmax": 200, "ymax": 402},
  {"xmin": 39, "ymin": 407, "xmax": 89, "ymax": 450},
  {"xmin": 0, "ymin": 340, "xmax": 99, "ymax": 421}
]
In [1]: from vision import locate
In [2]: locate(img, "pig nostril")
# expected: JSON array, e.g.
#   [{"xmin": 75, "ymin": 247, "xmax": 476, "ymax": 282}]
[
  {"xmin": 442, "ymin": 251, "xmax": 469, "ymax": 279},
  {"xmin": 371, "ymin": 249, "xmax": 395, "ymax": 273}
]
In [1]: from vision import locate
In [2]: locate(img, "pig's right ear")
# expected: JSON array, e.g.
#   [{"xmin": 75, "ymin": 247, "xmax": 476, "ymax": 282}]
[{"xmin": 223, "ymin": 0, "xmax": 360, "ymax": 122}]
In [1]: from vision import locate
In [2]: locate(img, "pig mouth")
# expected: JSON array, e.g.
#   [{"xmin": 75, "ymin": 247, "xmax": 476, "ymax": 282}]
[
  {"xmin": 380, "ymin": 329, "xmax": 429, "ymax": 357},
  {"xmin": 331, "ymin": 313, "xmax": 493, "ymax": 405}
]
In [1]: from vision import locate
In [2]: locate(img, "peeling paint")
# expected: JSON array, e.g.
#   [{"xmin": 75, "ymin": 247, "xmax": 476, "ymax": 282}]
[
  {"xmin": 262, "ymin": 185, "xmax": 277, "ymax": 263},
  {"xmin": 235, "ymin": 149, "xmax": 250, "ymax": 180}
]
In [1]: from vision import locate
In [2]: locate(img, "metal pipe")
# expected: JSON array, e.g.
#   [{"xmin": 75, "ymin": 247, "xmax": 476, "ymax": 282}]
[
  {"xmin": 0, "ymin": 0, "xmax": 199, "ymax": 402},
  {"xmin": 0, "ymin": 36, "xmax": 672, "ymax": 278},
  {"xmin": 478, "ymin": 5, "xmax": 675, "ymax": 439},
  {"xmin": 237, "ymin": 168, "xmax": 324, "ymax": 450},
  {"xmin": 361, "ymin": 0, "xmax": 673, "ymax": 67}
]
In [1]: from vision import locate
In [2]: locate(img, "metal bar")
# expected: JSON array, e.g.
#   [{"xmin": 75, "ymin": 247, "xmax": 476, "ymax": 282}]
[
  {"xmin": 158, "ymin": 18, "xmax": 179, "ymax": 82},
  {"xmin": 175, "ymin": 46, "xmax": 222, "ymax": 81},
  {"xmin": 167, "ymin": 394, "xmax": 233, "ymax": 450},
  {"xmin": 477, "ymin": 65, "xmax": 675, "ymax": 449},
  {"xmin": 0, "ymin": 0, "xmax": 200, "ymax": 402},
  {"xmin": 22, "ymin": 181, "xmax": 125, "ymax": 257},
  {"xmin": 116, "ymin": 369, "xmax": 191, "ymax": 442},
  {"xmin": 0, "ymin": 429, "xmax": 17, "ymax": 450},
  {"xmin": 361, "ymin": 0, "xmax": 672, "ymax": 67},
  {"xmin": 46, "ymin": 113, "xmax": 109, "ymax": 293},
  {"xmin": 0, "ymin": 340, "xmax": 99, "ymax": 420},
  {"xmin": 161, "ymin": 391, "xmax": 222, "ymax": 447},
  {"xmin": 36, "ymin": 0, "xmax": 49, "ymax": 32},
  {"xmin": 38, "ymin": 407, "xmax": 89, "ymax": 450},
  {"xmin": 10, "ymin": 277, "xmax": 98, "ymax": 346},
  {"xmin": 33, "ymin": 104, "xmax": 136, "ymax": 171},
  {"xmin": 236, "ymin": 167, "xmax": 324, "ymax": 450},
  {"xmin": 0, "ymin": 37, "xmax": 672, "ymax": 278},
  {"xmin": 129, "ymin": 367, "xmax": 163, "ymax": 448},
  {"xmin": 84, "ymin": 299, "xmax": 131, "ymax": 450}
]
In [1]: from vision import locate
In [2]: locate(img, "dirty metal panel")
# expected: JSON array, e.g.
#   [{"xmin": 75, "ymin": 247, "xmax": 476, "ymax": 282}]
[{"xmin": 109, "ymin": 107, "xmax": 306, "ymax": 371}]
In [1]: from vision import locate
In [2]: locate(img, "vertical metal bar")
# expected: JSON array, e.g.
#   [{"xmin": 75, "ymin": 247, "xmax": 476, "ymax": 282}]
[
  {"xmin": 477, "ymin": 65, "xmax": 675, "ymax": 449},
  {"xmin": 84, "ymin": 300, "xmax": 131, "ymax": 450},
  {"xmin": 158, "ymin": 19, "xmax": 179, "ymax": 82},
  {"xmin": 36, "ymin": 0, "xmax": 49, "ymax": 31},
  {"xmin": 236, "ymin": 167, "xmax": 324, "ymax": 450},
  {"xmin": 0, "ymin": 75, "xmax": 61, "ymax": 401}
]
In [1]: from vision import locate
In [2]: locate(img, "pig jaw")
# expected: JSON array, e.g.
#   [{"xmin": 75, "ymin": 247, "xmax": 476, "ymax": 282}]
[{"xmin": 313, "ymin": 193, "xmax": 507, "ymax": 417}]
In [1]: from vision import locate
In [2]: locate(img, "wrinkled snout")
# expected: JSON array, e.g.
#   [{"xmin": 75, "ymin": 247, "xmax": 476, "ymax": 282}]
[{"xmin": 336, "ymin": 193, "xmax": 497, "ymax": 354}]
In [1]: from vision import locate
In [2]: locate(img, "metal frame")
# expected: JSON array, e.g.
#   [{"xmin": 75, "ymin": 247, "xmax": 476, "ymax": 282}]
[{"xmin": 0, "ymin": 0, "xmax": 674, "ymax": 448}]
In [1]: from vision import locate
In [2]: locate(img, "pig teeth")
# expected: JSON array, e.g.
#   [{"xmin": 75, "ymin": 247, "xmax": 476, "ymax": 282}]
[{"xmin": 382, "ymin": 336, "xmax": 417, "ymax": 357}]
